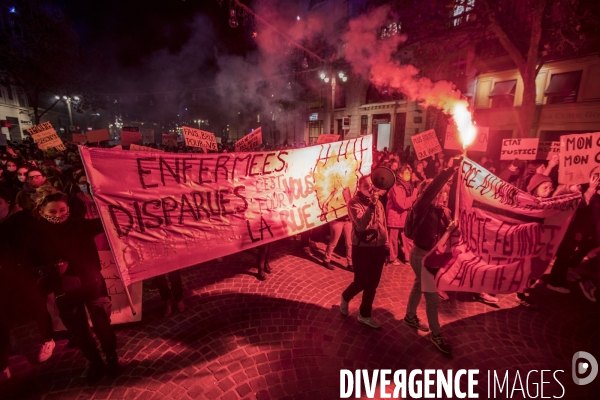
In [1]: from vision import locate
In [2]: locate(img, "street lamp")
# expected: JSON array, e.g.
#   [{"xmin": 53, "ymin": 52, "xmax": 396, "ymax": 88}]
[
  {"xmin": 320, "ymin": 71, "xmax": 346, "ymax": 133},
  {"xmin": 55, "ymin": 95, "xmax": 79, "ymax": 128}
]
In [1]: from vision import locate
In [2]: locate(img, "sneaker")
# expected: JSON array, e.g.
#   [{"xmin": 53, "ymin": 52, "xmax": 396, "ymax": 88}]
[
  {"xmin": 438, "ymin": 291, "xmax": 449, "ymax": 301},
  {"xmin": 403, "ymin": 315, "xmax": 430, "ymax": 332},
  {"xmin": 323, "ymin": 260, "xmax": 334, "ymax": 270},
  {"xmin": 86, "ymin": 361, "xmax": 106, "ymax": 385},
  {"xmin": 475, "ymin": 292, "xmax": 499, "ymax": 304},
  {"xmin": 517, "ymin": 294, "xmax": 539, "ymax": 310},
  {"xmin": 256, "ymin": 272, "xmax": 267, "ymax": 281},
  {"xmin": 388, "ymin": 259, "xmax": 402, "ymax": 266},
  {"xmin": 430, "ymin": 333, "xmax": 452, "ymax": 354},
  {"xmin": 38, "ymin": 340, "xmax": 55, "ymax": 362},
  {"xmin": 176, "ymin": 299, "xmax": 185, "ymax": 312},
  {"xmin": 106, "ymin": 356, "xmax": 120, "ymax": 380},
  {"xmin": 579, "ymin": 280, "xmax": 597, "ymax": 302},
  {"xmin": 264, "ymin": 263, "xmax": 272, "ymax": 274},
  {"xmin": 547, "ymin": 284, "xmax": 570, "ymax": 294},
  {"xmin": 357, "ymin": 314, "xmax": 381, "ymax": 329},
  {"xmin": 340, "ymin": 295, "xmax": 349, "ymax": 316}
]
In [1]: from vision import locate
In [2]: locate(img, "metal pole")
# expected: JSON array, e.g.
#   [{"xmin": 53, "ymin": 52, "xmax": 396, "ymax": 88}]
[
  {"xmin": 331, "ymin": 77, "xmax": 336, "ymax": 133},
  {"xmin": 66, "ymin": 98, "xmax": 74, "ymax": 127}
]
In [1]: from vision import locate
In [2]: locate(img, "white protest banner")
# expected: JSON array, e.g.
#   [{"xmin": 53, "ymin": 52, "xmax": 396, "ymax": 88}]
[
  {"xmin": 411, "ymin": 129, "xmax": 443, "ymax": 160},
  {"xmin": 445, "ymin": 124, "xmax": 488, "ymax": 152},
  {"xmin": 46, "ymin": 251, "xmax": 143, "ymax": 330},
  {"xmin": 316, "ymin": 134, "xmax": 341, "ymax": 144},
  {"xmin": 27, "ymin": 122, "xmax": 66, "ymax": 151},
  {"xmin": 140, "ymin": 128, "xmax": 155, "ymax": 144},
  {"xmin": 425, "ymin": 159, "xmax": 580, "ymax": 294},
  {"xmin": 182, "ymin": 126, "xmax": 218, "ymax": 150},
  {"xmin": 80, "ymin": 136, "xmax": 373, "ymax": 285},
  {"xmin": 500, "ymin": 138, "xmax": 539, "ymax": 160},
  {"xmin": 235, "ymin": 127, "xmax": 263, "ymax": 152},
  {"xmin": 537, "ymin": 141, "xmax": 560, "ymax": 160},
  {"xmin": 559, "ymin": 132, "xmax": 600, "ymax": 184},
  {"xmin": 72, "ymin": 133, "xmax": 88, "ymax": 143},
  {"xmin": 130, "ymin": 143, "xmax": 165, "ymax": 153},
  {"xmin": 162, "ymin": 134, "xmax": 178, "ymax": 147},
  {"xmin": 86, "ymin": 128, "xmax": 110, "ymax": 143}
]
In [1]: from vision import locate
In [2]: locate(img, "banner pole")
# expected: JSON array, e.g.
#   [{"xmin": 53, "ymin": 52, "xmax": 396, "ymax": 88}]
[{"xmin": 123, "ymin": 284, "xmax": 137, "ymax": 316}]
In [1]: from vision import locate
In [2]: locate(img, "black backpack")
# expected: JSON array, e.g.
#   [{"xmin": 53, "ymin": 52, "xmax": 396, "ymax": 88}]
[{"xmin": 404, "ymin": 207, "xmax": 426, "ymax": 240}]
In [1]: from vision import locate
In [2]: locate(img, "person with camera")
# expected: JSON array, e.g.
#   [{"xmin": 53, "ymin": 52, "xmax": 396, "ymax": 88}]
[
  {"xmin": 0, "ymin": 188, "xmax": 56, "ymax": 365},
  {"xmin": 403, "ymin": 158, "xmax": 460, "ymax": 355},
  {"xmin": 339, "ymin": 175, "xmax": 388, "ymax": 329},
  {"xmin": 28, "ymin": 187, "xmax": 119, "ymax": 385}
]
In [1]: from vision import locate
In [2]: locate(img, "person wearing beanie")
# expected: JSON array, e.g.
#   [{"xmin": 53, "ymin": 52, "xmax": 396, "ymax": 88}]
[{"xmin": 527, "ymin": 173, "xmax": 554, "ymax": 197}]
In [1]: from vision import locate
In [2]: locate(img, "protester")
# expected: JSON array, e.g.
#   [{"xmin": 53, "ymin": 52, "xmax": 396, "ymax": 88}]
[
  {"xmin": 16, "ymin": 168, "xmax": 49, "ymax": 211},
  {"xmin": 403, "ymin": 158, "xmax": 458, "ymax": 355},
  {"xmin": 340, "ymin": 175, "xmax": 388, "ymax": 329},
  {"xmin": 0, "ymin": 188, "xmax": 55, "ymax": 363},
  {"xmin": 547, "ymin": 174, "xmax": 599, "ymax": 293},
  {"xmin": 323, "ymin": 216, "xmax": 353, "ymax": 271},
  {"xmin": 386, "ymin": 164, "xmax": 416, "ymax": 265},
  {"xmin": 28, "ymin": 187, "xmax": 119, "ymax": 384}
]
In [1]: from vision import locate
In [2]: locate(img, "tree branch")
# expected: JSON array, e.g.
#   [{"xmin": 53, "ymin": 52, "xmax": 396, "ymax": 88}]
[
  {"xmin": 36, "ymin": 99, "xmax": 61, "ymax": 121},
  {"xmin": 482, "ymin": 1, "xmax": 527, "ymax": 73}
]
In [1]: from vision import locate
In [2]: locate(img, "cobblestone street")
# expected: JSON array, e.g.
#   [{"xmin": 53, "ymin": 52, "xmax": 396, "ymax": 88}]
[{"xmin": 2, "ymin": 239, "xmax": 599, "ymax": 399}]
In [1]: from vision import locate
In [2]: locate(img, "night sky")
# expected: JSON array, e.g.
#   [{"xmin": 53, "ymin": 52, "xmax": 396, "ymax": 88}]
[{"xmin": 58, "ymin": 0, "xmax": 254, "ymax": 67}]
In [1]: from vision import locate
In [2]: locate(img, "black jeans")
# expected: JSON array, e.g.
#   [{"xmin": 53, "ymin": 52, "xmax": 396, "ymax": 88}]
[
  {"xmin": 549, "ymin": 234, "xmax": 596, "ymax": 287},
  {"xmin": 342, "ymin": 246, "xmax": 387, "ymax": 317},
  {"xmin": 154, "ymin": 271, "xmax": 183, "ymax": 302},
  {"xmin": 55, "ymin": 273, "xmax": 116, "ymax": 363}
]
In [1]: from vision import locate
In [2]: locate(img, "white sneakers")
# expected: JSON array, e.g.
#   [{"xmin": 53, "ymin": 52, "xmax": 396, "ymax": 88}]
[
  {"xmin": 340, "ymin": 296, "xmax": 381, "ymax": 328},
  {"xmin": 357, "ymin": 314, "xmax": 381, "ymax": 329},
  {"xmin": 38, "ymin": 339, "xmax": 55, "ymax": 362},
  {"xmin": 547, "ymin": 284, "xmax": 570, "ymax": 294}
]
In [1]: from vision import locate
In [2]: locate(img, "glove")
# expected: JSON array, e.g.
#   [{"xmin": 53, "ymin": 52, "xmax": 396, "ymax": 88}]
[{"xmin": 60, "ymin": 275, "xmax": 81, "ymax": 293}]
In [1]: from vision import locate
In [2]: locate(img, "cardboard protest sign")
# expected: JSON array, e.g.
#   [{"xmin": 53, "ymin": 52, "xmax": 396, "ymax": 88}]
[
  {"xmin": 72, "ymin": 134, "xmax": 88, "ymax": 143},
  {"xmin": 27, "ymin": 122, "xmax": 66, "ymax": 151},
  {"xmin": 162, "ymin": 134, "xmax": 178, "ymax": 147},
  {"xmin": 500, "ymin": 138, "xmax": 539, "ymax": 160},
  {"xmin": 559, "ymin": 132, "xmax": 600, "ymax": 184},
  {"xmin": 182, "ymin": 126, "xmax": 218, "ymax": 150},
  {"xmin": 47, "ymin": 251, "xmax": 143, "ymax": 330},
  {"xmin": 80, "ymin": 135, "xmax": 373, "ymax": 285},
  {"xmin": 537, "ymin": 141, "xmax": 560, "ymax": 161},
  {"xmin": 112, "ymin": 145, "xmax": 123, "ymax": 150},
  {"xmin": 121, "ymin": 130, "xmax": 142, "ymax": 147},
  {"xmin": 428, "ymin": 159, "xmax": 580, "ymax": 294},
  {"xmin": 235, "ymin": 128, "xmax": 263, "ymax": 152},
  {"xmin": 411, "ymin": 129, "xmax": 443, "ymax": 160},
  {"xmin": 130, "ymin": 143, "xmax": 164, "ymax": 152},
  {"xmin": 140, "ymin": 128, "xmax": 155, "ymax": 144},
  {"xmin": 445, "ymin": 124, "xmax": 488, "ymax": 152},
  {"xmin": 316, "ymin": 134, "xmax": 341, "ymax": 144},
  {"xmin": 86, "ymin": 128, "xmax": 110, "ymax": 143}
]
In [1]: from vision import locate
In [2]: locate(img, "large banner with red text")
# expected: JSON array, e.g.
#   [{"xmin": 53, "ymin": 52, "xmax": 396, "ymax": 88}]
[{"xmin": 80, "ymin": 136, "xmax": 372, "ymax": 285}]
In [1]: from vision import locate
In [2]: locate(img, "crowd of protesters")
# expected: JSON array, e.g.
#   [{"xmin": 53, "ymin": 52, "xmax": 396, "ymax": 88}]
[{"xmin": 1, "ymin": 134, "xmax": 599, "ymax": 385}]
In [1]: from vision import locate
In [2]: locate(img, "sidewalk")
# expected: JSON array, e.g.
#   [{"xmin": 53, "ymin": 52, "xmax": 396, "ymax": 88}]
[{"xmin": 1, "ymin": 239, "xmax": 598, "ymax": 399}]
